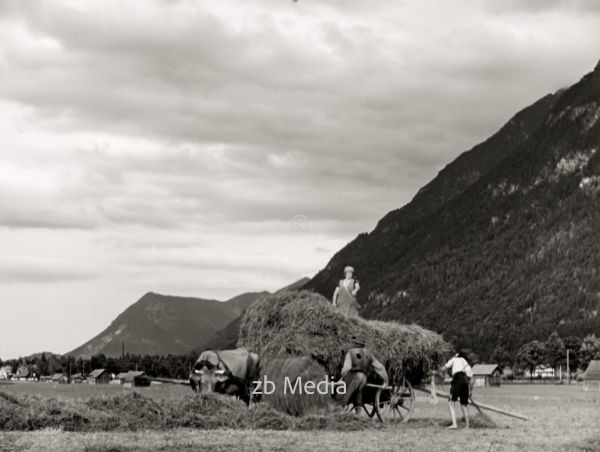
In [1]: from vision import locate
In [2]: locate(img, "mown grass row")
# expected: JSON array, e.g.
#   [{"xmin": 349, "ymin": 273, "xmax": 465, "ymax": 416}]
[{"xmin": 0, "ymin": 391, "xmax": 380, "ymax": 432}]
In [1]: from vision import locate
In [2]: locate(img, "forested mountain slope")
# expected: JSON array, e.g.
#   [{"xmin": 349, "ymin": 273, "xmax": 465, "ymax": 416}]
[{"xmin": 306, "ymin": 62, "xmax": 600, "ymax": 358}]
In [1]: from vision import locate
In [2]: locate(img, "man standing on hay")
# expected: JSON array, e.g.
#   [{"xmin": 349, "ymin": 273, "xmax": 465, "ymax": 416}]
[
  {"xmin": 337, "ymin": 334, "xmax": 388, "ymax": 409},
  {"xmin": 332, "ymin": 266, "xmax": 361, "ymax": 318},
  {"xmin": 444, "ymin": 351, "xmax": 473, "ymax": 429}
]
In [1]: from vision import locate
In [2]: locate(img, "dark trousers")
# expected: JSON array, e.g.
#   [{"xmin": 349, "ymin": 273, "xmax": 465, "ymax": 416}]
[{"xmin": 337, "ymin": 371, "xmax": 367, "ymax": 406}]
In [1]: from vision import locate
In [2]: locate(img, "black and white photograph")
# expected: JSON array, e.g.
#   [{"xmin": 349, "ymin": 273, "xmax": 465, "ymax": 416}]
[{"xmin": 1, "ymin": 0, "xmax": 599, "ymax": 450}]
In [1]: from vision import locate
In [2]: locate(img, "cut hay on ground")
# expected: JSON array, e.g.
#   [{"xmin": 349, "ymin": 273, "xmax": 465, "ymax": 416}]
[
  {"xmin": 0, "ymin": 391, "xmax": 375, "ymax": 432},
  {"xmin": 237, "ymin": 291, "xmax": 451, "ymax": 385}
]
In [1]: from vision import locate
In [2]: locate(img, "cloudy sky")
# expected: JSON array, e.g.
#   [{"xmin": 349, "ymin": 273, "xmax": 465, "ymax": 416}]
[{"xmin": 1, "ymin": 0, "xmax": 600, "ymax": 358}]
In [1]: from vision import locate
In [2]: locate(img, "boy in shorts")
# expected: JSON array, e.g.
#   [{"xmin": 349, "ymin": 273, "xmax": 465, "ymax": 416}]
[{"xmin": 444, "ymin": 351, "xmax": 473, "ymax": 429}]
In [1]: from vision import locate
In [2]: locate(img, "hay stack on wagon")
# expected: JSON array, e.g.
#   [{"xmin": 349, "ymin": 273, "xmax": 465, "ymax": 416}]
[{"xmin": 238, "ymin": 290, "xmax": 451, "ymax": 386}]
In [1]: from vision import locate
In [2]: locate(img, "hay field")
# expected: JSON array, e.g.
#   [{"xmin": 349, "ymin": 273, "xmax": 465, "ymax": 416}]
[
  {"xmin": 0, "ymin": 384, "xmax": 598, "ymax": 451},
  {"xmin": 0, "ymin": 381, "xmax": 189, "ymax": 401}
]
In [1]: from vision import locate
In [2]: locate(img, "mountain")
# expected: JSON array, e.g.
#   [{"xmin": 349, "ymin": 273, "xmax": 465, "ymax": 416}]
[
  {"xmin": 68, "ymin": 291, "xmax": 267, "ymax": 358},
  {"xmin": 23, "ymin": 352, "xmax": 62, "ymax": 360},
  {"xmin": 200, "ymin": 316, "xmax": 242, "ymax": 351},
  {"xmin": 222, "ymin": 291, "xmax": 270, "ymax": 312},
  {"xmin": 276, "ymin": 277, "xmax": 311, "ymax": 293},
  {"xmin": 306, "ymin": 61, "xmax": 600, "ymax": 359},
  {"xmin": 198, "ymin": 277, "xmax": 311, "ymax": 351}
]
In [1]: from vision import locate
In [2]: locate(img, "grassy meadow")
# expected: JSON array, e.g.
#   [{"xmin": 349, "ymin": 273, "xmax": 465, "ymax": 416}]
[{"xmin": 0, "ymin": 382, "xmax": 598, "ymax": 451}]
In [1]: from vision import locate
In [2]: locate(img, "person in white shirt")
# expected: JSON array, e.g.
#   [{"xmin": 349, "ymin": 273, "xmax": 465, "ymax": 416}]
[{"xmin": 443, "ymin": 351, "xmax": 473, "ymax": 429}]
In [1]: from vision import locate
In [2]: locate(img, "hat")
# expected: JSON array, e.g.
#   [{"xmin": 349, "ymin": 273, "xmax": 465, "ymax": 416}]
[{"xmin": 344, "ymin": 266, "xmax": 355, "ymax": 274}]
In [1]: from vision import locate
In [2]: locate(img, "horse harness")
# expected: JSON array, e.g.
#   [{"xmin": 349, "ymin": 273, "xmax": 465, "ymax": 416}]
[{"xmin": 197, "ymin": 351, "xmax": 247, "ymax": 387}]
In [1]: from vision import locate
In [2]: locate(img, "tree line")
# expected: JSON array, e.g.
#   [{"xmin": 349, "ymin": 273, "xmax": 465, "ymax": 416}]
[
  {"xmin": 2, "ymin": 331, "xmax": 598, "ymax": 381},
  {"xmin": 0, "ymin": 353, "xmax": 196, "ymax": 380},
  {"xmin": 461, "ymin": 332, "xmax": 600, "ymax": 378}
]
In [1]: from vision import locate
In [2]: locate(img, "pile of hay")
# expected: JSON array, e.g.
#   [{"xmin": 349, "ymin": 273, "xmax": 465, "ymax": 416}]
[
  {"xmin": 261, "ymin": 356, "xmax": 337, "ymax": 417},
  {"xmin": 238, "ymin": 291, "xmax": 451, "ymax": 385},
  {"xmin": 0, "ymin": 391, "xmax": 374, "ymax": 432}
]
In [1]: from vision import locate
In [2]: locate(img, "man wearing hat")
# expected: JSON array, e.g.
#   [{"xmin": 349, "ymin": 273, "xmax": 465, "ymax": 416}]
[
  {"xmin": 337, "ymin": 334, "xmax": 388, "ymax": 408},
  {"xmin": 332, "ymin": 265, "xmax": 361, "ymax": 318}
]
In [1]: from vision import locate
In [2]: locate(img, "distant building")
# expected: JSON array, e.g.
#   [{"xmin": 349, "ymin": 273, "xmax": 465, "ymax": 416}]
[
  {"xmin": 501, "ymin": 367, "xmax": 514, "ymax": 380},
  {"xmin": 15, "ymin": 365, "xmax": 38, "ymax": 381},
  {"xmin": 471, "ymin": 364, "xmax": 502, "ymax": 387},
  {"xmin": 582, "ymin": 360, "xmax": 600, "ymax": 392},
  {"xmin": 116, "ymin": 371, "xmax": 150, "ymax": 388},
  {"xmin": 525, "ymin": 365, "xmax": 555, "ymax": 379},
  {"xmin": 0, "ymin": 366, "xmax": 12, "ymax": 380},
  {"xmin": 71, "ymin": 375, "xmax": 85, "ymax": 384},
  {"xmin": 51, "ymin": 373, "xmax": 68, "ymax": 384},
  {"xmin": 88, "ymin": 368, "xmax": 110, "ymax": 385}
]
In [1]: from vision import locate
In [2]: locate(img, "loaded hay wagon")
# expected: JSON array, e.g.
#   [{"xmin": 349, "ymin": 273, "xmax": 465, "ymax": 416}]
[{"xmin": 237, "ymin": 290, "xmax": 451, "ymax": 423}]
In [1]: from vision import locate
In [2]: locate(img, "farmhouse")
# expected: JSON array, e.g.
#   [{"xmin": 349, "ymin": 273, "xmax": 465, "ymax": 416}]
[
  {"xmin": 116, "ymin": 371, "xmax": 151, "ymax": 388},
  {"xmin": 88, "ymin": 368, "xmax": 110, "ymax": 385},
  {"xmin": 471, "ymin": 364, "xmax": 502, "ymax": 387},
  {"xmin": 0, "ymin": 365, "xmax": 12, "ymax": 380},
  {"xmin": 72, "ymin": 375, "xmax": 85, "ymax": 384},
  {"xmin": 15, "ymin": 365, "xmax": 38, "ymax": 381},
  {"xmin": 582, "ymin": 360, "xmax": 600, "ymax": 392},
  {"xmin": 51, "ymin": 373, "xmax": 68, "ymax": 384}
]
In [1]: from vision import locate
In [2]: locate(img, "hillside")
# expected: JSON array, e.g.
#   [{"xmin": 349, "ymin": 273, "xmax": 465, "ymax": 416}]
[
  {"xmin": 198, "ymin": 277, "xmax": 311, "ymax": 351},
  {"xmin": 275, "ymin": 277, "xmax": 311, "ymax": 293},
  {"xmin": 306, "ymin": 61, "xmax": 600, "ymax": 358},
  {"xmin": 22, "ymin": 352, "xmax": 62, "ymax": 361},
  {"xmin": 68, "ymin": 291, "xmax": 267, "ymax": 358},
  {"xmin": 200, "ymin": 316, "xmax": 242, "ymax": 351}
]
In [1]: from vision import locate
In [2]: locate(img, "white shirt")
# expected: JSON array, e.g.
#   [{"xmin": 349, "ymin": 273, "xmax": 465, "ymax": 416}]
[{"xmin": 444, "ymin": 356, "xmax": 473, "ymax": 378}]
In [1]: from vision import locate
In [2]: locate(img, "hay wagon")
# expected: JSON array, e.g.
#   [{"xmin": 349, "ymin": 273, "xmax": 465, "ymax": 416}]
[
  {"xmin": 237, "ymin": 291, "xmax": 452, "ymax": 422},
  {"xmin": 345, "ymin": 368, "xmax": 417, "ymax": 423}
]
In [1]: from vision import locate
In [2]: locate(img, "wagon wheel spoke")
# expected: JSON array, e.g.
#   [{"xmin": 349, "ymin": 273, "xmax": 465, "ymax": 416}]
[
  {"xmin": 394, "ymin": 406, "xmax": 404, "ymax": 420},
  {"xmin": 397, "ymin": 380, "xmax": 415, "ymax": 422}
]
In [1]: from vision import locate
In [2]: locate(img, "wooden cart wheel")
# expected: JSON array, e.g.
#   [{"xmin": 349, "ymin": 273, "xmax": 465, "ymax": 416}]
[{"xmin": 372, "ymin": 380, "xmax": 415, "ymax": 423}]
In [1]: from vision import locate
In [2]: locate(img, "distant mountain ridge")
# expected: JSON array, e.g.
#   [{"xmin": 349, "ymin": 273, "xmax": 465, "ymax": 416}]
[
  {"xmin": 306, "ymin": 61, "xmax": 600, "ymax": 359},
  {"xmin": 68, "ymin": 278, "xmax": 310, "ymax": 358},
  {"xmin": 68, "ymin": 291, "xmax": 268, "ymax": 358},
  {"xmin": 275, "ymin": 277, "xmax": 311, "ymax": 293},
  {"xmin": 197, "ymin": 277, "xmax": 311, "ymax": 351}
]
